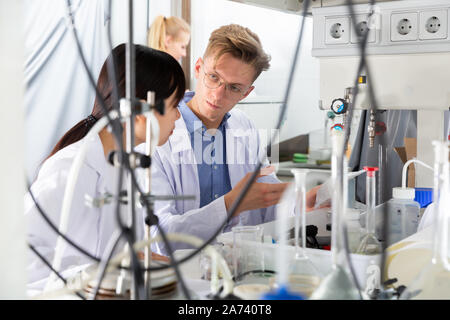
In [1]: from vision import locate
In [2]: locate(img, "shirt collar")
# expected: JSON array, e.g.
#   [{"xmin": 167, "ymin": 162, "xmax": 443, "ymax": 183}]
[
  {"xmin": 178, "ymin": 91, "xmax": 231, "ymax": 134},
  {"xmin": 83, "ymin": 134, "xmax": 109, "ymax": 176},
  {"xmin": 178, "ymin": 92, "xmax": 199, "ymax": 134}
]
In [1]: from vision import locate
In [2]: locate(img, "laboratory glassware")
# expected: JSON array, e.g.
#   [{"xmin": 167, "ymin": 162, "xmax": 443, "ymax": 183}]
[
  {"xmin": 310, "ymin": 131, "xmax": 361, "ymax": 299},
  {"xmin": 232, "ymin": 226, "xmax": 265, "ymax": 281},
  {"xmin": 288, "ymin": 169, "xmax": 322, "ymax": 297},
  {"xmin": 345, "ymin": 208, "xmax": 363, "ymax": 253},
  {"xmin": 400, "ymin": 141, "xmax": 450, "ymax": 299},
  {"xmin": 356, "ymin": 167, "xmax": 382, "ymax": 255}
]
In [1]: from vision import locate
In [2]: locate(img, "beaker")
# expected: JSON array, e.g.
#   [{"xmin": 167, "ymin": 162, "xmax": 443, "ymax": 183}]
[
  {"xmin": 232, "ymin": 226, "xmax": 265, "ymax": 282},
  {"xmin": 200, "ymin": 243, "xmax": 233, "ymax": 281},
  {"xmin": 357, "ymin": 167, "xmax": 382, "ymax": 255},
  {"xmin": 400, "ymin": 141, "xmax": 450, "ymax": 299},
  {"xmin": 288, "ymin": 169, "xmax": 322, "ymax": 297},
  {"xmin": 310, "ymin": 131, "xmax": 361, "ymax": 300},
  {"xmin": 309, "ymin": 128, "xmax": 332, "ymax": 161}
]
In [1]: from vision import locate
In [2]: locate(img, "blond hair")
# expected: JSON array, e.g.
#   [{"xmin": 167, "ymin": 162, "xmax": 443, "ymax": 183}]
[
  {"xmin": 204, "ymin": 24, "xmax": 271, "ymax": 81},
  {"xmin": 147, "ymin": 15, "xmax": 190, "ymax": 51}
]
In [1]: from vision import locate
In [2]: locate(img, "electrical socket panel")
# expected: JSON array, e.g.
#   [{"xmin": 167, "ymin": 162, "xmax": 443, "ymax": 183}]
[
  {"xmin": 419, "ymin": 10, "xmax": 448, "ymax": 40},
  {"xmin": 391, "ymin": 12, "xmax": 419, "ymax": 42},
  {"xmin": 350, "ymin": 14, "xmax": 376, "ymax": 44},
  {"xmin": 312, "ymin": 1, "xmax": 450, "ymax": 57},
  {"xmin": 325, "ymin": 16, "xmax": 350, "ymax": 45}
]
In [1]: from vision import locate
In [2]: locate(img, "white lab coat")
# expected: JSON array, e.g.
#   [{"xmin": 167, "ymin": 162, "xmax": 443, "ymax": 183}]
[
  {"xmin": 25, "ymin": 135, "xmax": 141, "ymax": 291},
  {"xmin": 146, "ymin": 108, "xmax": 284, "ymax": 254}
]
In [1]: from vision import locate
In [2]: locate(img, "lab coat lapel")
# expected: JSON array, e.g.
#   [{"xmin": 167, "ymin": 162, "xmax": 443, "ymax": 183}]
[
  {"xmin": 84, "ymin": 135, "xmax": 108, "ymax": 183},
  {"xmin": 225, "ymin": 115, "xmax": 254, "ymax": 188},
  {"xmin": 84, "ymin": 135, "xmax": 119, "ymax": 193},
  {"xmin": 82, "ymin": 135, "xmax": 122, "ymax": 251},
  {"xmin": 168, "ymin": 115, "xmax": 200, "ymax": 210}
]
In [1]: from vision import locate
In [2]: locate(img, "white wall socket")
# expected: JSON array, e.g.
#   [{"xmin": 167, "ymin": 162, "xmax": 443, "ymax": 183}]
[
  {"xmin": 313, "ymin": 1, "xmax": 450, "ymax": 57},
  {"xmin": 350, "ymin": 14, "xmax": 376, "ymax": 44},
  {"xmin": 391, "ymin": 12, "xmax": 419, "ymax": 42},
  {"xmin": 325, "ymin": 16, "xmax": 350, "ymax": 44},
  {"xmin": 419, "ymin": 10, "xmax": 448, "ymax": 40}
]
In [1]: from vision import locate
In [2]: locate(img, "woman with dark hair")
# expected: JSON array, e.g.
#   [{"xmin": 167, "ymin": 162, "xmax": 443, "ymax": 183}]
[{"xmin": 25, "ymin": 44, "xmax": 185, "ymax": 291}]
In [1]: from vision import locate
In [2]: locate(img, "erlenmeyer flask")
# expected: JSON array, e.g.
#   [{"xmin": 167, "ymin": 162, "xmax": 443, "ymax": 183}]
[
  {"xmin": 357, "ymin": 167, "xmax": 382, "ymax": 255},
  {"xmin": 288, "ymin": 169, "xmax": 322, "ymax": 298},
  {"xmin": 400, "ymin": 141, "xmax": 450, "ymax": 299},
  {"xmin": 310, "ymin": 131, "xmax": 361, "ymax": 300}
]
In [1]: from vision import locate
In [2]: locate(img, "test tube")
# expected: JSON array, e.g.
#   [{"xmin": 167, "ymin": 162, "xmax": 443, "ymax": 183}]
[{"xmin": 431, "ymin": 141, "xmax": 450, "ymax": 269}]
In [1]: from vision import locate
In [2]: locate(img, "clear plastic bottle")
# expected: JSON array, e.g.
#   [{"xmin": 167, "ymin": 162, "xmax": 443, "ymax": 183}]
[
  {"xmin": 386, "ymin": 187, "xmax": 420, "ymax": 246},
  {"xmin": 345, "ymin": 208, "xmax": 362, "ymax": 253}
]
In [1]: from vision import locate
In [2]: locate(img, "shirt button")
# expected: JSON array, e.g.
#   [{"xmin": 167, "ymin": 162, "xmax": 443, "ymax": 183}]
[
  {"xmin": 214, "ymin": 165, "xmax": 218, "ymax": 170},
  {"xmin": 214, "ymin": 194, "xmax": 218, "ymax": 198}
]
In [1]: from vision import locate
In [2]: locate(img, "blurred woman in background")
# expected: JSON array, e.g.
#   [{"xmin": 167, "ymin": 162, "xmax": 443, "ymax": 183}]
[{"xmin": 147, "ymin": 15, "xmax": 191, "ymax": 62}]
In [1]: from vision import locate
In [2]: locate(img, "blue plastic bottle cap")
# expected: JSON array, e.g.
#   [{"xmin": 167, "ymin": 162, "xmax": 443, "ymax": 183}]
[{"xmin": 414, "ymin": 188, "xmax": 433, "ymax": 208}]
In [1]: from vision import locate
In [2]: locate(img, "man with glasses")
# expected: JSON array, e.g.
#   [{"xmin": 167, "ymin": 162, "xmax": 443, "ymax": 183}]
[{"xmin": 147, "ymin": 24, "xmax": 320, "ymax": 254}]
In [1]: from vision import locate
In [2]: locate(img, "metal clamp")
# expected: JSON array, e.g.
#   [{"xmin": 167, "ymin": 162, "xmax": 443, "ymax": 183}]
[
  {"xmin": 85, "ymin": 191, "xmax": 195, "ymax": 209},
  {"xmin": 119, "ymin": 98, "xmax": 152, "ymax": 119}
]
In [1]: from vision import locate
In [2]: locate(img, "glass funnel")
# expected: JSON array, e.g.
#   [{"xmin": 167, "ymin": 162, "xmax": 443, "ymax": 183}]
[
  {"xmin": 310, "ymin": 131, "xmax": 361, "ymax": 300},
  {"xmin": 356, "ymin": 166, "xmax": 382, "ymax": 255},
  {"xmin": 288, "ymin": 169, "xmax": 322, "ymax": 297},
  {"xmin": 400, "ymin": 141, "xmax": 450, "ymax": 299}
]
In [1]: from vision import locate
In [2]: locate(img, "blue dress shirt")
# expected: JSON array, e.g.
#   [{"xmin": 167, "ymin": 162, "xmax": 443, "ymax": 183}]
[{"xmin": 178, "ymin": 92, "xmax": 232, "ymax": 208}]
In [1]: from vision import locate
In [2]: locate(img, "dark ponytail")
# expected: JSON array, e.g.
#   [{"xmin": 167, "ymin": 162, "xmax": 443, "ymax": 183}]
[
  {"xmin": 46, "ymin": 115, "xmax": 98, "ymax": 160},
  {"xmin": 46, "ymin": 44, "xmax": 185, "ymax": 159}
]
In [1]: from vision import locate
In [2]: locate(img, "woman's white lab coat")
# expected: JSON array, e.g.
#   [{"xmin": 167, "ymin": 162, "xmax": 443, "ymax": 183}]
[
  {"xmin": 147, "ymin": 108, "xmax": 285, "ymax": 254},
  {"xmin": 25, "ymin": 135, "xmax": 141, "ymax": 291}
]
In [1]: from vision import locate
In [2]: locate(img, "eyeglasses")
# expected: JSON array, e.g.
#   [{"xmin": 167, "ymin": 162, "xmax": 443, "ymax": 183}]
[{"xmin": 202, "ymin": 64, "xmax": 250, "ymax": 98}]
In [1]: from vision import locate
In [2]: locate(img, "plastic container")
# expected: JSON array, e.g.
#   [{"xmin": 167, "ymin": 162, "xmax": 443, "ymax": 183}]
[
  {"xmin": 387, "ymin": 187, "xmax": 421, "ymax": 246},
  {"xmin": 345, "ymin": 208, "xmax": 362, "ymax": 253}
]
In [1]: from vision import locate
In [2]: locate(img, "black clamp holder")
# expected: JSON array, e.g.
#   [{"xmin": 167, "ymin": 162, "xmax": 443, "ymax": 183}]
[{"xmin": 107, "ymin": 150, "xmax": 151, "ymax": 169}]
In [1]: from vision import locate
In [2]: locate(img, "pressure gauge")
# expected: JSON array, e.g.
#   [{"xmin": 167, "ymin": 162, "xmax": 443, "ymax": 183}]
[{"xmin": 330, "ymin": 98, "xmax": 348, "ymax": 115}]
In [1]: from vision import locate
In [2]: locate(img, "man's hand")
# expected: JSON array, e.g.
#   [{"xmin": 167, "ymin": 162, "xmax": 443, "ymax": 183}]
[{"xmin": 224, "ymin": 168, "xmax": 290, "ymax": 217}]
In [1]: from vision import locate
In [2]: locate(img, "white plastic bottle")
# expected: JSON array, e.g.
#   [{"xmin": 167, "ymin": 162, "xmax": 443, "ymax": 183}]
[
  {"xmin": 387, "ymin": 187, "xmax": 420, "ymax": 246},
  {"xmin": 345, "ymin": 208, "xmax": 362, "ymax": 253}
]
